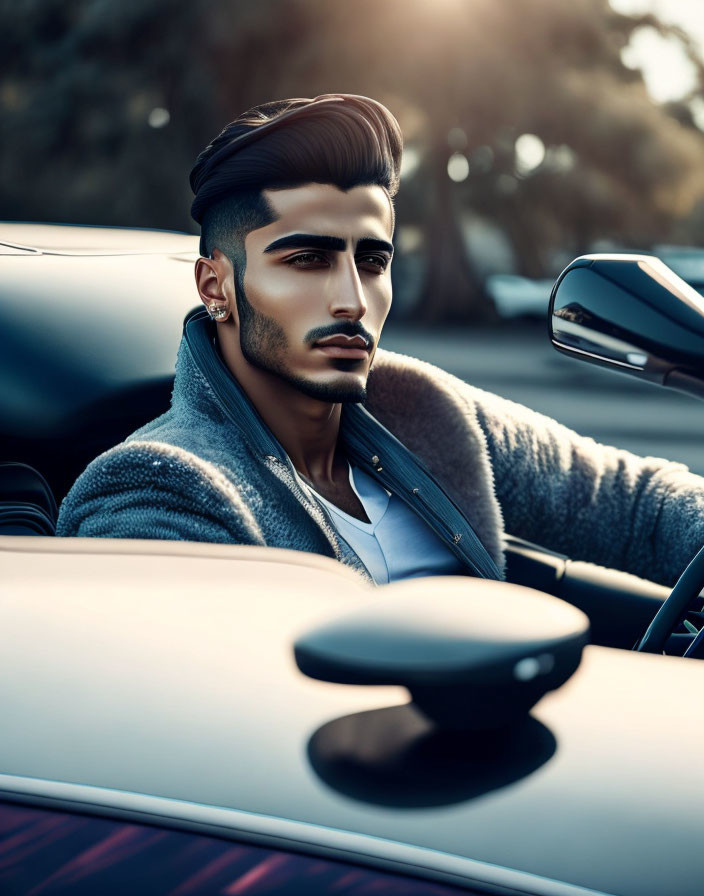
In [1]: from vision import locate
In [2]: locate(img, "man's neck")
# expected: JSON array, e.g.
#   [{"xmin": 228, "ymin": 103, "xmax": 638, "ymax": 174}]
[{"xmin": 217, "ymin": 331, "xmax": 343, "ymax": 484}]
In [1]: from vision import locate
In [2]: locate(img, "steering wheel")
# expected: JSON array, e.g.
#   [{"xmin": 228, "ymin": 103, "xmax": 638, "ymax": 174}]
[{"xmin": 636, "ymin": 543, "xmax": 704, "ymax": 657}]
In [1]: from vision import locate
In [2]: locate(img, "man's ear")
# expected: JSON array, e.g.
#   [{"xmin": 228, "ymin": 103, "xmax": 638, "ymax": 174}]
[{"xmin": 195, "ymin": 249, "xmax": 235, "ymax": 323}]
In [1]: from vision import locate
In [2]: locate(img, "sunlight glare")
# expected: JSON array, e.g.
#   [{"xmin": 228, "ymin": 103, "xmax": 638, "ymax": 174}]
[
  {"xmin": 621, "ymin": 26, "xmax": 698, "ymax": 102},
  {"xmin": 514, "ymin": 134, "xmax": 545, "ymax": 175},
  {"xmin": 148, "ymin": 107, "xmax": 170, "ymax": 128},
  {"xmin": 610, "ymin": 0, "xmax": 704, "ymax": 103},
  {"xmin": 447, "ymin": 152, "xmax": 470, "ymax": 182}
]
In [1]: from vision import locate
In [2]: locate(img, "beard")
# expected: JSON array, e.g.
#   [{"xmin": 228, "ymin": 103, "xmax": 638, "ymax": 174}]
[{"xmin": 234, "ymin": 277, "xmax": 368, "ymax": 403}]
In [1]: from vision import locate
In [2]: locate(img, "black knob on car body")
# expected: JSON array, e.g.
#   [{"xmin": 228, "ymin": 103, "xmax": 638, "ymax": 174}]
[{"xmin": 294, "ymin": 579, "xmax": 589, "ymax": 730}]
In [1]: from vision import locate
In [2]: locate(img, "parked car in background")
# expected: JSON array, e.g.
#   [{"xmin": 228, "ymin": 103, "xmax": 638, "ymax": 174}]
[
  {"xmin": 485, "ymin": 274, "xmax": 554, "ymax": 319},
  {"xmin": 652, "ymin": 245, "xmax": 704, "ymax": 296},
  {"xmin": 485, "ymin": 246, "xmax": 704, "ymax": 321}
]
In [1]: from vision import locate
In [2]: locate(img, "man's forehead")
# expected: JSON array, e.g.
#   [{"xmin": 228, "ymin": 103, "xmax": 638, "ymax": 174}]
[{"xmin": 254, "ymin": 183, "xmax": 394, "ymax": 242}]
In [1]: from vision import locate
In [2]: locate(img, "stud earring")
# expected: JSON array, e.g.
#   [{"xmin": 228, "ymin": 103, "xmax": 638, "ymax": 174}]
[{"xmin": 208, "ymin": 304, "xmax": 228, "ymax": 321}]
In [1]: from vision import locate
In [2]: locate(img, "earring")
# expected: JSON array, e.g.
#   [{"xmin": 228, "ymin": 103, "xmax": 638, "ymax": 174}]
[{"xmin": 208, "ymin": 304, "xmax": 228, "ymax": 321}]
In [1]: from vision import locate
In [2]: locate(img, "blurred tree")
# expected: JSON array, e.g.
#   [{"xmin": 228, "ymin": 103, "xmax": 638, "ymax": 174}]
[
  {"xmin": 2, "ymin": 0, "xmax": 704, "ymax": 322},
  {"xmin": 251, "ymin": 0, "xmax": 704, "ymax": 321},
  {"xmin": 0, "ymin": 0, "xmax": 217, "ymax": 229}
]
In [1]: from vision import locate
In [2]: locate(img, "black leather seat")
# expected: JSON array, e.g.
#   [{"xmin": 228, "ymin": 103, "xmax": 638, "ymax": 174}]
[{"xmin": 0, "ymin": 462, "xmax": 57, "ymax": 536}]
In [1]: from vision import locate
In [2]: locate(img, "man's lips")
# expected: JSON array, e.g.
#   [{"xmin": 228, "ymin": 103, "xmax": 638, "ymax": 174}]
[{"xmin": 313, "ymin": 334, "xmax": 371, "ymax": 358}]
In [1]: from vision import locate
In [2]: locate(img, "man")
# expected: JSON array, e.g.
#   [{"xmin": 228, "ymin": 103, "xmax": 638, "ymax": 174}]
[{"xmin": 57, "ymin": 93, "xmax": 704, "ymax": 587}]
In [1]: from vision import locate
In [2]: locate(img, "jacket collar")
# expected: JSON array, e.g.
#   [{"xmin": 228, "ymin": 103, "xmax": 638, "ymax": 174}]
[
  {"xmin": 179, "ymin": 308, "xmax": 504, "ymax": 578},
  {"xmin": 180, "ymin": 309, "xmax": 372, "ymax": 578},
  {"xmin": 183, "ymin": 307, "xmax": 286, "ymax": 460}
]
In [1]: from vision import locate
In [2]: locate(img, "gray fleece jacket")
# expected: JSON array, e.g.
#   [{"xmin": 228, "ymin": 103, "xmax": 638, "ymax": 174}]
[{"xmin": 57, "ymin": 312, "xmax": 704, "ymax": 587}]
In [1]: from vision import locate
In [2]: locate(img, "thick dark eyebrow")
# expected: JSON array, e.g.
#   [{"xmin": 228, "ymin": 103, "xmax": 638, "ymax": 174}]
[
  {"xmin": 356, "ymin": 237, "xmax": 394, "ymax": 257},
  {"xmin": 263, "ymin": 233, "xmax": 393, "ymax": 257}
]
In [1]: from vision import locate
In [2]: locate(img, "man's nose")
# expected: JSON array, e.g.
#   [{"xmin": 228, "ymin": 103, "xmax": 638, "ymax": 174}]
[{"xmin": 329, "ymin": 256, "xmax": 368, "ymax": 320}]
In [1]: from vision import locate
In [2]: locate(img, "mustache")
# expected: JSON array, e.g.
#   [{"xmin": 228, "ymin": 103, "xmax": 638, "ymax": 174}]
[{"xmin": 305, "ymin": 321, "xmax": 375, "ymax": 349}]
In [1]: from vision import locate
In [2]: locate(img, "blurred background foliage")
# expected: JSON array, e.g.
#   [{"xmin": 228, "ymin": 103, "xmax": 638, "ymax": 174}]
[{"xmin": 2, "ymin": 0, "xmax": 704, "ymax": 322}]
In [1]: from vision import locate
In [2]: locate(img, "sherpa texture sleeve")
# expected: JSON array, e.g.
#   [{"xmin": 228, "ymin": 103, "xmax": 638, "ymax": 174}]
[
  {"xmin": 56, "ymin": 440, "xmax": 265, "ymax": 546},
  {"xmin": 462, "ymin": 383, "xmax": 704, "ymax": 588}
]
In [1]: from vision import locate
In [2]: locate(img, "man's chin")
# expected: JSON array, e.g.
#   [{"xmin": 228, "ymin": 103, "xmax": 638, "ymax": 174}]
[
  {"xmin": 239, "ymin": 345, "xmax": 367, "ymax": 402},
  {"xmin": 294, "ymin": 376, "xmax": 367, "ymax": 404}
]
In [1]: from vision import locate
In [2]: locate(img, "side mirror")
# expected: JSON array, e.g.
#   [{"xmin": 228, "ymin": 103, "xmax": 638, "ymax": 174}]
[{"xmin": 549, "ymin": 254, "xmax": 704, "ymax": 400}]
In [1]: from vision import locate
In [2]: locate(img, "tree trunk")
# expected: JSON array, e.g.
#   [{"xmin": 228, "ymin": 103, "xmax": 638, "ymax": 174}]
[{"xmin": 416, "ymin": 145, "xmax": 497, "ymax": 324}]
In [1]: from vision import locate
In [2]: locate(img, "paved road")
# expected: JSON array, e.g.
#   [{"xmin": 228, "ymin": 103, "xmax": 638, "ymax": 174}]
[{"xmin": 380, "ymin": 323, "xmax": 704, "ymax": 475}]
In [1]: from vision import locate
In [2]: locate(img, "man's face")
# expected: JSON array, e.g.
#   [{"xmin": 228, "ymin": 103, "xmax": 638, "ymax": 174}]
[{"xmin": 233, "ymin": 183, "xmax": 394, "ymax": 403}]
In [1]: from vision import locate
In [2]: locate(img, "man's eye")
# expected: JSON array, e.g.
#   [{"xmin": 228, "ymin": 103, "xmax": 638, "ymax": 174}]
[
  {"xmin": 287, "ymin": 253, "xmax": 326, "ymax": 266},
  {"xmin": 357, "ymin": 255, "xmax": 389, "ymax": 271},
  {"xmin": 285, "ymin": 253, "xmax": 388, "ymax": 271}
]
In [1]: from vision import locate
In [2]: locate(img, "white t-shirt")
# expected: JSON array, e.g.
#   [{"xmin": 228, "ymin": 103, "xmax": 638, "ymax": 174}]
[{"xmin": 300, "ymin": 463, "xmax": 465, "ymax": 584}]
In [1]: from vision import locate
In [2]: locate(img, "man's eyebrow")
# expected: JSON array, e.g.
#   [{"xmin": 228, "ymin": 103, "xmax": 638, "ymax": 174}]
[
  {"xmin": 263, "ymin": 233, "xmax": 393, "ymax": 256},
  {"xmin": 356, "ymin": 237, "xmax": 394, "ymax": 257}
]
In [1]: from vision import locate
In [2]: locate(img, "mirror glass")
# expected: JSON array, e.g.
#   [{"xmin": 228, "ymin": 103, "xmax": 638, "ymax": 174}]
[{"xmin": 549, "ymin": 255, "xmax": 704, "ymax": 393}]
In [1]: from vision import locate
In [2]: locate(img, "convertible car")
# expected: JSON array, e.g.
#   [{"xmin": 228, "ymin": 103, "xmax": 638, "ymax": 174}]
[{"xmin": 1, "ymin": 223, "xmax": 704, "ymax": 895}]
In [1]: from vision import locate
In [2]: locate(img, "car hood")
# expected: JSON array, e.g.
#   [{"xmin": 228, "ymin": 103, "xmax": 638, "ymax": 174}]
[{"xmin": 1, "ymin": 536, "xmax": 703, "ymax": 896}]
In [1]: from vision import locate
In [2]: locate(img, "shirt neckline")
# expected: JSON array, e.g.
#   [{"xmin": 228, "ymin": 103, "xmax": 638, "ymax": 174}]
[{"xmin": 304, "ymin": 464, "xmax": 390, "ymax": 534}]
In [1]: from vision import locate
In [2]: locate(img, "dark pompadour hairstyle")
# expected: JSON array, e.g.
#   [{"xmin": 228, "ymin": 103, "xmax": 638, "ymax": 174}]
[{"xmin": 190, "ymin": 94, "xmax": 403, "ymax": 273}]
